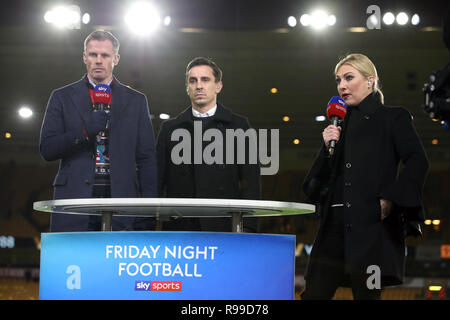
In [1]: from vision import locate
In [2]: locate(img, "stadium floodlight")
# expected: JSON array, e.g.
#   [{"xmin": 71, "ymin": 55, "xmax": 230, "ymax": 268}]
[
  {"xmin": 310, "ymin": 10, "xmax": 328, "ymax": 30},
  {"xmin": 125, "ymin": 2, "xmax": 161, "ymax": 35},
  {"xmin": 300, "ymin": 14, "xmax": 311, "ymax": 26},
  {"xmin": 366, "ymin": 14, "xmax": 379, "ymax": 29},
  {"xmin": 396, "ymin": 12, "xmax": 409, "ymax": 25},
  {"xmin": 159, "ymin": 113, "xmax": 170, "ymax": 120},
  {"xmin": 382, "ymin": 12, "xmax": 395, "ymax": 25},
  {"xmin": 327, "ymin": 14, "xmax": 336, "ymax": 26},
  {"xmin": 299, "ymin": 10, "xmax": 336, "ymax": 30},
  {"xmin": 82, "ymin": 13, "xmax": 90, "ymax": 25},
  {"xmin": 44, "ymin": 5, "xmax": 81, "ymax": 29},
  {"xmin": 18, "ymin": 106, "xmax": 33, "ymax": 119},
  {"xmin": 163, "ymin": 16, "xmax": 172, "ymax": 26},
  {"xmin": 287, "ymin": 16, "xmax": 297, "ymax": 27},
  {"xmin": 315, "ymin": 115, "xmax": 326, "ymax": 122},
  {"xmin": 411, "ymin": 14, "xmax": 420, "ymax": 25}
]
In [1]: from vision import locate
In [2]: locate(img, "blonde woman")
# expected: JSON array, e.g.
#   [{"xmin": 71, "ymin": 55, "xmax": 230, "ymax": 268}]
[{"xmin": 301, "ymin": 54, "xmax": 429, "ymax": 299}]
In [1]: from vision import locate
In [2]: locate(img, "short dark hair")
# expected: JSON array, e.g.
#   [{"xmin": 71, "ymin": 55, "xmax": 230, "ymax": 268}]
[
  {"xmin": 185, "ymin": 57, "xmax": 223, "ymax": 83},
  {"xmin": 84, "ymin": 30, "xmax": 120, "ymax": 55}
]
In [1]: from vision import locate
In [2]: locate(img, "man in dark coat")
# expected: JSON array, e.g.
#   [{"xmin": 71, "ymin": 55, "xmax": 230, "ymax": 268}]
[
  {"xmin": 301, "ymin": 54, "xmax": 429, "ymax": 299},
  {"xmin": 40, "ymin": 30, "xmax": 157, "ymax": 232},
  {"xmin": 156, "ymin": 57, "xmax": 261, "ymax": 231}
]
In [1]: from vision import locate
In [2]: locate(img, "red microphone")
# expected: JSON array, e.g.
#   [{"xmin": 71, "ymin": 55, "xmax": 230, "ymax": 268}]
[
  {"xmin": 326, "ymin": 96, "xmax": 348, "ymax": 156},
  {"xmin": 93, "ymin": 84, "xmax": 112, "ymax": 111}
]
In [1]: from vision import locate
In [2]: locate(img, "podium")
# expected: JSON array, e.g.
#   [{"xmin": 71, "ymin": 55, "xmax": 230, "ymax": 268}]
[{"xmin": 34, "ymin": 198, "xmax": 315, "ymax": 300}]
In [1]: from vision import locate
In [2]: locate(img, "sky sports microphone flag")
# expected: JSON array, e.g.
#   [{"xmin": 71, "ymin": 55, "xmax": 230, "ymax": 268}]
[
  {"xmin": 326, "ymin": 96, "xmax": 347, "ymax": 156},
  {"xmin": 39, "ymin": 231, "xmax": 295, "ymax": 300},
  {"xmin": 326, "ymin": 96, "xmax": 347, "ymax": 121},
  {"xmin": 93, "ymin": 83, "xmax": 112, "ymax": 111}
]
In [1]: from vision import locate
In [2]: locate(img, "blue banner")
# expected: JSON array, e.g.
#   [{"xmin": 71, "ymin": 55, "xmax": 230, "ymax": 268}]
[{"xmin": 40, "ymin": 232, "xmax": 295, "ymax": 300}]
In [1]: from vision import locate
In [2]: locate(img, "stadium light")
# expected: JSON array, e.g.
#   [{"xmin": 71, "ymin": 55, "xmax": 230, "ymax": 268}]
[
  {"xmin": 327, "ymin": 14, "xmax": 336, "ymax": 26},
  {"xmin": 432, "ymin": 219, "xmax": 441, "ymax": 226},
  {"xmin": 367, "ymin": 14, "xmax": 379, "ymax": 29},
  {"xmin": 300, "ymin": 14, "xmax": 311, "ymax": 26},
  {"xmin": 299, "ymin": 10, "xmax": 336, "ymax": 30},
  {"xmin": 411, "ymin": 14, "xmax": 420, "ymax": 25},
  {"xmin": 315, "ymin": 115, "xmax": 326, "ymax": 122},
  {"xmin": 44, "ymin": 5, "xmax": 81, "ymax": 29},
  {"xmin": 125, "ymin": 2, "xmax": 161, "ymax": 35},
  {"xmin": 163, "ymin": 16, "xmax": 172, "ymax": 26},
  {"xmin": 310, "ymin": 10, "xmax": 328, "ymax": 30},
  {"xmin": 18, "ymin": 106, "xmax": 33, "ymax": 119},
  {"xmin": 383, "ymin": 12, "xmax": 395, "ymax": 25},
  {"xmin": 287, "ymin": 16, "xmax": 297, "ymax": 27},
  {"xmin": 159, "ymin": 113, "xmax": 170, "ymax": 120},
  {"xmin": 396, "ymin": 12, "xmax": 409, "ymax": 25},
  {"xmin": 82, "ymin": 13, "xmax": 90, "ymax": 25}
]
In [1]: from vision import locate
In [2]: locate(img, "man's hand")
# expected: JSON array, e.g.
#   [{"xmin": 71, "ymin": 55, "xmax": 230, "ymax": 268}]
[{"xmin": 85, "ymin": 110, "xmax": 108, "ymax": 137}]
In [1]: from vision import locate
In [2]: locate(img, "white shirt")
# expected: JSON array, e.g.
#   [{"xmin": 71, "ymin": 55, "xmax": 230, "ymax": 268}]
[
  {"xmin": 192, "ymin": 105, "xmax": 217, "ymax": 118},
  {"xmin": 87, "ymin": 76, "xmax": 113, "ymax": 88}
]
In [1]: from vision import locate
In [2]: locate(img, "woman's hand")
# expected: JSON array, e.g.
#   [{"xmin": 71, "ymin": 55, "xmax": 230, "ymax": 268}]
[{"xmin": 322, "ymin": 125, "xmax": 342, "ymax": 147}]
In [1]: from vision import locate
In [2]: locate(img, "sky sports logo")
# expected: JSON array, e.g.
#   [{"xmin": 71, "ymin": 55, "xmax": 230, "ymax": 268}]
[{"xmin": 135, "ymin": 280, "xmax": 182, "ymax": 292}]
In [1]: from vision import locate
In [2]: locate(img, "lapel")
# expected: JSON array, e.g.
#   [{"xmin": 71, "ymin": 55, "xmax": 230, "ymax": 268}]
[
  {"xmin": 70, "ymin": 76, "xmax": 127, "ymax": 150},
  {"xmin": 109, "ymin": 76, "xmax": 126, "ymax": 130},
  {"xmin": 176, "ymin": 106, "xmax": 195, "ymax": 128},
  {"xmin": 329, "ymin": 107, "xmax": 352, "ymax": 174},
  {"xmin": 352, "ymin": 92, "xmax": 383, "ymax": 122},
  {"xmin": 358, "ymin": 92, "xmax": 383, "ymax": 116},
  {"xmin": 70, "ymin": 78, "xmax": 92, "ymax": 124},
  {"xmin": 174, "ymin": 103, "xmax": 233, "ymax": 128},
  {"xmin": 331, "ymin": 93, "xmax": 383, "ymax": 173},
  {"xmin": 213, "ymin": 104, "xmax": 233, "ymax": 125}
]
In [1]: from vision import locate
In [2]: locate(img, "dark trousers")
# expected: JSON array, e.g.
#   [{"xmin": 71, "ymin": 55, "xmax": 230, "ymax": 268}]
[{"xmin": 301, "ymin": 207, "xmax": 381, "ymax": 300}]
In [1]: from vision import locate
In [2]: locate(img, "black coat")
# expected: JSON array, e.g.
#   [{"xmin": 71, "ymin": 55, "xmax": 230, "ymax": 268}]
[
  {"xmin": 40, "ymin": 76, "xmax": 157, "ymax": 231},
  {"xmin": 156, "ymin": 104, "xmax": 261, "ymax": 231},
  {"xmin": 303, "ymin": 93, "xmax": 429, "ymax": 286}
]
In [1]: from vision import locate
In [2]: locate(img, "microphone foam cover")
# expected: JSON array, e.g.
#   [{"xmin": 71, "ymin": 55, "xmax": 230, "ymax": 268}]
[
  {"xmin": 327, "ymin": 96, "xmax": 347, "ymax": 120},
  {"xmin": 93, "ymin": 84, "xmax": 112, "ymax": 104}
]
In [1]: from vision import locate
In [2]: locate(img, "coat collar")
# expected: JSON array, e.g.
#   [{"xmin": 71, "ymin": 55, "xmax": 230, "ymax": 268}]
[
  {"xmin": 70, "ymin": 75, "xmax": 126, "ymax": 125},
  {"xmin": 82, "ymin": 74, "xmax": 120, "ymax": 91},
  {"xmin": 175, "ymin": 103, "xmax": 233, "ymax": 125},
  {"xmin": 70, "ymin": 77, "xmax": 91, "ymax": 124},
  {"xmin": 350, "ymin": 91, "xmax": 383, "ymax": 115}
]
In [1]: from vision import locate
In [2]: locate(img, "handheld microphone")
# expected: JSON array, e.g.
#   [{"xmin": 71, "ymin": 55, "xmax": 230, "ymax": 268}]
[
  {"xmin": 93, "ymin": 84, "xmax": 112, "ymax": 132},
  {"xmin": 93, "ymin": 84, "xmax": 112, "ymax": 112},
  {"xmin": 326, "ymin": 96, "xmax": 348, "ymax": 156}
]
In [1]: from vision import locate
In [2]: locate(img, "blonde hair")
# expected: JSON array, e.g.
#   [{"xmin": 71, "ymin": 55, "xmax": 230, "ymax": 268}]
[{"xmin": 335, "ymin": 53, "xmax": 384, "ymax": 104}]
